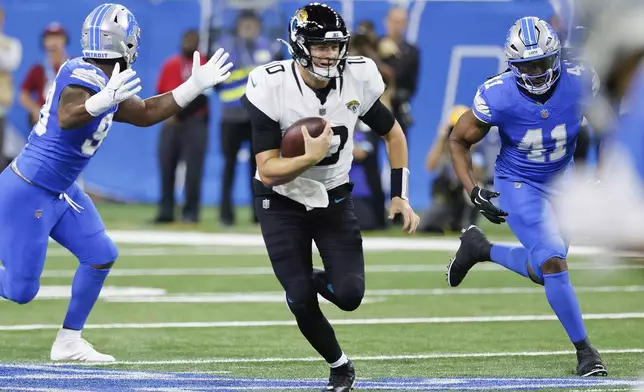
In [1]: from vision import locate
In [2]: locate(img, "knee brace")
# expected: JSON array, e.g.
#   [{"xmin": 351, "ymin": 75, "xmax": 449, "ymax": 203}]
[{"xmin": 5, "ymin": 277, "xmax": 40, "ymax": 304}]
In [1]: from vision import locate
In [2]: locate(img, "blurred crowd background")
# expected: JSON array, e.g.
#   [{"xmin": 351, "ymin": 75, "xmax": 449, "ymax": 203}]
[{"xmin": 0, "ymin": 0, "xmax": 604, "ymax": 232}]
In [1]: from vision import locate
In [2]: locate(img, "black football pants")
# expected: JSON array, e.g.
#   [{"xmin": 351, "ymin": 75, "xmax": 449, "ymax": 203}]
[{"xmin": 254, "ymin": 181, "xmax": 365, "ymax": 363}]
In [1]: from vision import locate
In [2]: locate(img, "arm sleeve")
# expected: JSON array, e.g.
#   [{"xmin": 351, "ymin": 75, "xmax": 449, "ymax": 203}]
[
  {"xmin": 359, "ymin": 99, "xmax": 395, "ymax": 136},
  {"xmin": 241, "ymin": 94, "xmax": 282, "ymax": 155},
  {"xmin": 359, "ymin": 58, "xmax": 386, "ymax": 116},
  {"xmin": 472, "ymin": 87, "xmax": 494, "ymax": 124}
]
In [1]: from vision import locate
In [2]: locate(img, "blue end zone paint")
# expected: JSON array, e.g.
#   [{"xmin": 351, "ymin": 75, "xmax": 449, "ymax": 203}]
[{"xmin": 0, "ymin": 364, "xmax": 641, "ymax": 391}]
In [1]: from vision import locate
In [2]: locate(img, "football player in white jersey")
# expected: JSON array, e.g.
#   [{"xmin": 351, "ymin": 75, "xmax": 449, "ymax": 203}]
[{"xmin": 241, "ymin": 3, "xmax": 419, "ymax": 391}]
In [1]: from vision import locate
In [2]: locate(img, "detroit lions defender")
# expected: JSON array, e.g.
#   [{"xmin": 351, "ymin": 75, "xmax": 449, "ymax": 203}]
[
  {"xmin": 0, "ymin": 3, "xmax": 232, "ymax": 362},
  {"xmin": 447, "ymin": 17, "xmax": 607, "ymax": 376},
  {"xmin": 241, "ymin": 3, "xmax": 418, "ymax": 390}
]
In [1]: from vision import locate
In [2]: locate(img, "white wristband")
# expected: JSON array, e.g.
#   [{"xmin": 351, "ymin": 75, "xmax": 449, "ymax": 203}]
[
  {"xmin": 84, "ymin": 90, "xmax": 114, "ymax": 117},
  {"xmin": 172, "ymin": 77, "xmax": 201, "ymax": 108}
]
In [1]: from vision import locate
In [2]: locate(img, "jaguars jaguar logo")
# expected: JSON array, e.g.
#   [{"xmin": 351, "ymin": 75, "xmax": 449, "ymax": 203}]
[
  {"xmin": 346, "ymin": 100, "xmax": 360, "ymax": 113},
  {"xmin": 295, "ymin": 9, "xmax": 308, "ymax": 22}
]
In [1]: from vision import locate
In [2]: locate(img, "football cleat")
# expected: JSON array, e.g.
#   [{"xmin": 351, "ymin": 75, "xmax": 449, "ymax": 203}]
[
  {"xmin": 576, "ymin": 346, "xmax": 608, "ymax": 377},
  {"xmin": 50, "ymin": 329, "xmax": 115, "ymax": 362},
  {"xmin": 323, "ymin": 360, "xmax": 356, "ymax": 392},
  {"xmin": 446, "ymin": 225, "xmax": 492, "ymax": 287}
]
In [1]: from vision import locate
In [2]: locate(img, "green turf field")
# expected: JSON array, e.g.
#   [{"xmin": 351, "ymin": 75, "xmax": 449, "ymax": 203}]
[{"xmin": 0, "ymin": 204, "xmax": 643, "ymax": 391}]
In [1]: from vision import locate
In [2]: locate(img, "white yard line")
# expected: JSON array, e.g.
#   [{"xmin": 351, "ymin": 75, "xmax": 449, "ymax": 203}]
[
  {"xmin": 3, "ymin": 348, "xmax": 637, "ymax": 366},
  {"xmin": 46, "ymin": 247, "xmax": 268, "ymax": 257},
  {"xmin": 39, "ymin": 263, "xmax": 644, "ymax": 278},
  {"xmin": 46, "ymin": 230, "xmax": 644, "ymax": 257},
  {"xmin": 101, "ymin": 285, "xmax": 644, "ymax": 303},
  {"xmin": 2, "ymin": 313, "xmax": 644, "ymax": 331}
]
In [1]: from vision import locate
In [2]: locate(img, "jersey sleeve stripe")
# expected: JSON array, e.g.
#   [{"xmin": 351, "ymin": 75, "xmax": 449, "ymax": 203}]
[
  {"xmin": 473, "ymin": 90, "xmax": 492, "ymax": 123},
  {"xmin": 471, "ymin": 109, "xmax": 491, "ymax": 124},
  {"xmin": 70, "ymin": 68, "xmax": 107, "ymax": 90}
]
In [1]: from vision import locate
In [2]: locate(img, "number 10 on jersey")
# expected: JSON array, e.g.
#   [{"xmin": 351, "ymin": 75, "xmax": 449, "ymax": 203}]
[{"xmin": 518, "ymin": 124, "xmax": 567, "ymax": 162}]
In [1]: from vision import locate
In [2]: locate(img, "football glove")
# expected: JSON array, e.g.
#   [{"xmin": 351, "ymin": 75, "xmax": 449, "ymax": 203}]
[
  {"xmin": 85, "ymin": 61, "xmax": 142, "ymax": 117},
  {"xmin": 172, "ymin": 49, "xmax": 233, "ymax": 107},
  {"xmin": 470, "ymin": 186, "xmax": 508, "ymax": 224}
]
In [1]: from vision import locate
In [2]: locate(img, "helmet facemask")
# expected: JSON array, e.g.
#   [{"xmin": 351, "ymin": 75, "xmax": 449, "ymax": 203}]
[
  {"xmin": 294, "ymin": 34, "xmax": 349, "ymax": 81},
  {"xmin": 509, "ymin": 51, "xmax": 561, "ymax": 95}
]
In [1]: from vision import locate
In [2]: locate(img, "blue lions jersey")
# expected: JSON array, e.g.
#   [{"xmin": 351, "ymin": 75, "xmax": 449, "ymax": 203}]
[
  {"xmin": 472, "ymin": 62, "xmax": 598, "ymax": 187},
  {"xmin": 15, "ymin": 57, "xmax": 116, "ymax": 194}
]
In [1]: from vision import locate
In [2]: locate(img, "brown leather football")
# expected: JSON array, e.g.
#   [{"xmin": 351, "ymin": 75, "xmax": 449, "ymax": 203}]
[{"xmin": 280, "ymin": 117, "xmax": 326, "ymax": 158}]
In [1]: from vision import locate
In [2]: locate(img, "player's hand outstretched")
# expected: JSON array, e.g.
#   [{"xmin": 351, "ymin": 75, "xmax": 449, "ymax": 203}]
[
  {"xmin": 389, "ymin": 197, "xmax": 420, "ymax": 234},
  {"xmin": 85, "ymin": 62, "xmax": 141, "ymax": 117},
  {"xmin": 188, "ymin": 48, "xmax": 234, "ymax": 90},
  {"xmin": 302, "ymin": 120, "xmax": 332, "ymax": 164},
  {"xmin": 470, "ymin": 186, "xmax": 508, "ymax": 224}
]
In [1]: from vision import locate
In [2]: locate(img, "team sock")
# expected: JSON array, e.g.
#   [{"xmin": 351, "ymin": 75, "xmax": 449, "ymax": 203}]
[{"xmin": 62, "ymin": 264, "xmax": 110, "ymax": 330}]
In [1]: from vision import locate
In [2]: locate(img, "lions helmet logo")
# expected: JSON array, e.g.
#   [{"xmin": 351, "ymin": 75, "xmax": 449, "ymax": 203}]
[{"xmin": 346, "ymin": 100, "xmax": 360, "ymax": 113}]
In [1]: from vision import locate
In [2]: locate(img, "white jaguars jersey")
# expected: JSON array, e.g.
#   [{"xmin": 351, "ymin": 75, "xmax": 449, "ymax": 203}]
[{"xmin": 245, "ymin": 57, "xmax": 385, "ymax": 190}]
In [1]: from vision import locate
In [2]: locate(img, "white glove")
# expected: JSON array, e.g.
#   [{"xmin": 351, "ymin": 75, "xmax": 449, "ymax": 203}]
[
  {"xmin": 85, "ymin": 62, "xmax": 142, "ymax": 117},
  {"xmin": 172, "ymin": 48, "xmax": 233, "ymax": 107}
]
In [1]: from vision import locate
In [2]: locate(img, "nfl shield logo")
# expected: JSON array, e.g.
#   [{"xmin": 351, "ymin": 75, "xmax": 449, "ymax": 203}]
[
  {"xmin": 540, "ymin": 109, "xmax": 549, "ymax": 119},
  {"xmin": 35, "ymin": 210, "xmax": 42, "ymax": 219},
  {"xmin": 319, "ymin": 108, "xmax": 326, "ymax": 116},
  {"xmin": 262, "ymin": 199, "xmax": 270, "ymax": 209}
]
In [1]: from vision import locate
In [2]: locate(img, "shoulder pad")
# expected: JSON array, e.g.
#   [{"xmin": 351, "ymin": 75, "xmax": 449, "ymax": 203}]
[
  {"xmin": 479, "ymin": 72, "xmax": 514, "ymax": 108},
  {"xmin": 245, "ymin": 61, "xmax": 289, "ymax": 122},
  {"xmin": 59, "ymin": 58, "xmax": 109, "ymax": 92},
  {"xmin": 345, "ymin": 56, "xmax": 379, "ymax": 82},
  {"xmin": 248, "ymin": 61, "xmax": 289, "ymax": 89}
]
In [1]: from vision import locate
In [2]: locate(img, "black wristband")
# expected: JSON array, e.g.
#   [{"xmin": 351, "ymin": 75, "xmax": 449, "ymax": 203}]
[{"xmin": 390, "ymin": 168, "xmax": 410, "ymax": 200}]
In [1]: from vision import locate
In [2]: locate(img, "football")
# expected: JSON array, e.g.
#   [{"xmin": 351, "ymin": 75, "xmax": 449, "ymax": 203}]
[{"xmin": 280, "ymin": 117, "xmax": 327, "ymax": 158}]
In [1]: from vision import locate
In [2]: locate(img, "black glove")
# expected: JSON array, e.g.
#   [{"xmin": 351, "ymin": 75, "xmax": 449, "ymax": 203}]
[{"xmin": 470, "ymin": 186, "xmax": 508, "ymax": 224}]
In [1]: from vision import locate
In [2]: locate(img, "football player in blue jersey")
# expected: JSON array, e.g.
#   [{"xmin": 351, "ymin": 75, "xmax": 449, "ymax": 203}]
[
  {"xmin": 0, "ymin": 3, "xmax": 233, "ymax": 362},
  {"xmin": 447, "ymin": 16, "xmax": 607, "ymax": 376}
]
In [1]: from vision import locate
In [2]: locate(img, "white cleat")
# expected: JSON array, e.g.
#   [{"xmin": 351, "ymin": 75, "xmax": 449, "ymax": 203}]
[{"xmin": 50, "ymin": 328, "xmax": 115, "ymax": 362}]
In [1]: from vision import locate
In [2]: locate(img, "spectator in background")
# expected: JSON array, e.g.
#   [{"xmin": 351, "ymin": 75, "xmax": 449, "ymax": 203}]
[
  {"xmin": 154, "ymin": 29, "xmax": 209, "ymax": 224},
  {"xmin": 0, "ymin": 6, "xmax": 22, "ymax": 169},
  {"xmin": 420, "ymin": 106, "xmax": 485, "ymax": 233},
  {"xmin": 379, "ymin": 7, "xmax": 419, "ymax": 135},
  {"xmin": 347, "ymin": 19, "xmax": 393, "ymax": 230},
  {"xmin": 216, "ymin": 10, "xmax": 276, "ymax": 227},
  {"xmin": 20, "ymin": 23, "xmax": 69, "ymax": 130},
  {"xmin": 349, "ymin": 129, "xmax": 380, "ymax": 231}
]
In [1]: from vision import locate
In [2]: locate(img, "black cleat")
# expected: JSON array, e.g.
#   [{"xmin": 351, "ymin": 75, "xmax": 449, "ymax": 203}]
[
  {"xmin": 446, "ymin": 225, "xmax": 492, "ymax": 287},
  {"xmin": 323, "ymin": 360, "xmax": 356, "ymax": 392},
  {"xmin": 576, "ymin": 347, "xmax": 608, "ymax": 377}
]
